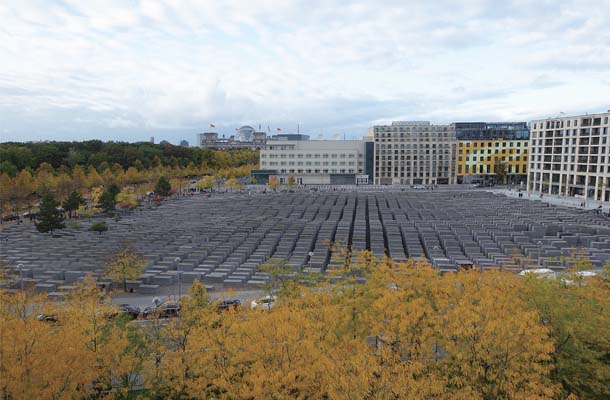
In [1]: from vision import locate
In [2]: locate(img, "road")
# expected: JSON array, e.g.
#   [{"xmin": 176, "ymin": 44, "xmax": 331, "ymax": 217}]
[{"xmin": 110, "ymin": 287, "xmax": 264, "ymax": 308}]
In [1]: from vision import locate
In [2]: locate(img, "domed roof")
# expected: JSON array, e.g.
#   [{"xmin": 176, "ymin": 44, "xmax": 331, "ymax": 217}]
[{"xmin": 236, "ymin": 125, "xmax": 255, "ymax": 142}]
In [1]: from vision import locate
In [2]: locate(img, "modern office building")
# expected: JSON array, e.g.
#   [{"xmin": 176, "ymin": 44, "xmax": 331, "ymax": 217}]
[
  {"xmin": 454, "ymin": 122, "xmax": 529, "ymax": 184},
  {"xmin": 254, "ymin": 138, "xmax": 372, "ymax": 185},
  {"xmin": 528, "ymin": 111, "xmax": 610, "ymax": 201},
  {"xmin": 370, "ymin": 121, "xmax": 456, "ymax": 185}
]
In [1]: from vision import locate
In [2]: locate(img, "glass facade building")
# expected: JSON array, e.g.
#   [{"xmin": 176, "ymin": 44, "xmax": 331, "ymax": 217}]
[{"xmin": 454, "ymin": 122, "xmax": 529, "ymax": 140}]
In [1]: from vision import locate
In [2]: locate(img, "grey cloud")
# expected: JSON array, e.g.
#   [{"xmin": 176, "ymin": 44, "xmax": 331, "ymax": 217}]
[{"xmin": 1, "ymin": 0, "xmax": 610, "ymax": 142}]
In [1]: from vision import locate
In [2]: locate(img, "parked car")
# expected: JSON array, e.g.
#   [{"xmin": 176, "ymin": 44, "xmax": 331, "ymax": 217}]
[
  {"xmin": 216, "ymin": 299, "xmax": 242, "ymax": 313},
  {"xmin": 413, "ymin": 185, "xmax": 425, "ymax": 190},
  {"xmin": 116, "ymin": 304, "xmax": 141, "ymax": 320},
  {"xmin": 141, "ymin": 302, "xmax": 180, "ymax": 319},
  {"xmin": 251, "ymin": 295, "xmax": 277, "ymax": 311},
  {"xmin": 36, "ymin": 313, "xmax": 58, "ymax": 323}
]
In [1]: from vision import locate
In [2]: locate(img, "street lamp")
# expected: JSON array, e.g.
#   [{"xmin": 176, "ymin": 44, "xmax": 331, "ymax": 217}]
[
  {"xmin": 174, "ymin": 257, "xmax": 182, "ymax": 299},
  {"xmin": 16, "ymin": 263, "xmax": 24, "ymax": 291}
]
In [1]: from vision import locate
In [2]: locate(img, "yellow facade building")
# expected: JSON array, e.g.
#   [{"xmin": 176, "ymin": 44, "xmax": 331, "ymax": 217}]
[{"xmin": 456, "ymin": 138, "xmax": 529, "ymax": 184}]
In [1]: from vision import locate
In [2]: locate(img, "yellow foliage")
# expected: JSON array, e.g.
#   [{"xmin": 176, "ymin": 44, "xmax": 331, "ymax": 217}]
[
  {"xmin": 4, "ymin": 254, "xmax": 605, "ymax": 399},
  {"xmin": 116, "ymin": 187, "xmax": 140, "ymax": 209},
  {"xmin": 196, "ymin": 175, "xmax": 215, "ymax": 190},
  {"xmin": 224, "ymin": 177, "xmax": 242, "ymax": 191},
  {"xmin": 268, "ymin": 175, "xmax": 280, "ymax": 190},
  {"xmin": 104, "ymin": 246, "xmax": 146, "ymax": 292}
]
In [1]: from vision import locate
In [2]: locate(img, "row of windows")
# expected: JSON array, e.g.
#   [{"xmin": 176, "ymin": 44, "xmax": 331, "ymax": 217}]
[
  {"xmin": 458, "ymin": 156, "xmax": 528, "ymax": 162},
  {"xmin": 262, "ymin": 161, "xmax": 359, "ymax": 167},
  {"xmin": 459, "ymin": 148, "xmax": 524, "ymax": 155},
  {"xmin": 376, "ymin": 156, "xmax": 453, "ymax": 164},
  {"xmin": 531, "ymin": 127, "xmax": 609, "ymax": 137},
  {"xmin": 277, "ymin": 169, "xmax": 361, "ymax": 174},
  {"xmin": 374, "ymin": 127, "xmax": 451, "ymax": 132},
  {"xmin": 530, "ymin": 146, "xmax": 608, "ymax": 155},
  {"xmin": 459, "ymin": 141, "xmax": 528, "ymax": 147},
  {"xmin": 261, "ymin": 153, "xmax": 359, "ymax": 158},
  {"xmin": 375, "ymin": 137, "xmax": 453, "ymax": 142},
  {"xmin": 532, "ymin": 116, "xmax": 609, "ymax": 130},
  {"xmin": 265, "ymin": 145, "xmax": 296, "ymax": 150},
  {"xmin": 532, "ymin": 128, "xmax": 608, "ymax": 144},
  {"xmin": 376, "ymin": 172, "xmax": 452, "ymax": 178},
  {"xmin": 531, "ymin": 155, "xmax": 608, "ymax": 163},
  {"xmin": 376, "ymin": 151, "xmax": 451, "ymax": 156},
  {"xmin": 457, "ymin": 164, "xmax": 526, "ymax": 174},
  {"xmin": 376, "ymin": 144, "xmax": 452, "ymax": 149},
  {"xmin": 530, "ymin": 164, "xmax": 610, "ymax": 173}
]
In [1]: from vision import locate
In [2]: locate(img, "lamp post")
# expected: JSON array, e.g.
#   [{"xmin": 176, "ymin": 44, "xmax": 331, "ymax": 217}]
[
  {"xmin": 175, "ymin": 257, "xmax": 182, "ymax": 299},
  {"xmin": 17, "ymin": 263, "xmax": 24, "ymax": 291}
]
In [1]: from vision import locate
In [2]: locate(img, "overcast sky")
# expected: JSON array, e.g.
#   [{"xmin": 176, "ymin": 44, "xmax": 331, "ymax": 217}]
[{"xmin": 1, "ymin": 0, "xmax": 609, "ymax": 144}]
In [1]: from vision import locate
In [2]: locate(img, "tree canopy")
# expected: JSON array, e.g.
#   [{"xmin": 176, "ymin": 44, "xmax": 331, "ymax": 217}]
[
  {"xmin": 2, "ymin": 256, "xmax": 607, "ymax": 399},
  {"xmin": 104, "ymin": 245, "xmax": 145, "ymax": 292},
  {"xmin": 0, "ymin": 141, "xmax": 258, "ymax": 175},
  {"xmin": 35, "ymin": 193, "xmax": 65, "ymax": 233},
  {"xmin": 154, "ymin": 176, "xmax": 172, "ymax": 197}
]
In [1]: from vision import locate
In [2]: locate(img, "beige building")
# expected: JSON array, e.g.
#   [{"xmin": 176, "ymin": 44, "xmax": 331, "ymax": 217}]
[
  {"xmin": 258, "ymin": 139, "xmax": 372, "ymax": 185},
  {"xmin": 370, "ymin": 121, "xmax": 456, "ymax": 185},
  {"xmin": 528, "ymin": 112, "xmax": 610, "ymax": 201}
]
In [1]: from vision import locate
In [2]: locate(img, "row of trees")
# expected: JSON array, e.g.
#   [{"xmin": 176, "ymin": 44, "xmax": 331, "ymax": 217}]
[
  {"xmin": 0, "ymin": 156, "xmax": 256, "ymax": 217},
  {"xmin": 0, "ymin": 141, "xmax": 258, "ymax": 174},
  {"xmin": 33, "ymin": 176, "xmax": 173, "ymax": 233},
  {"xmin": 1, "ymin": 255, "xmax": 608, "ymax": 399}
]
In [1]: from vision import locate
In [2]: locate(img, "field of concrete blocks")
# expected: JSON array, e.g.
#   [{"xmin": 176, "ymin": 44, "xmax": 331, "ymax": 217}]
[{"xmin": 1, "ymin": 190, "xmax": 609, "ymax": 295}]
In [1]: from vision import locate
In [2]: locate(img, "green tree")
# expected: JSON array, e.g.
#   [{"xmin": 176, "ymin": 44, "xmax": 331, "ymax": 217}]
[
  {"xmin": 522, "ymin": 272, "xmax": 610, "ymax": 399},
  {"xmin": 89, "ymin": 221, "xmax": 108, "ymax": 235},
  {"xmin": 494, "ymin": 158, "xmax": 508, "ymax": 184},
  {"xmin": 133, "ymin": 159, "xmax": 144, "ymax": 171},
  {"xmin": 0, "ymin": 161, "xmax": 17, "ymax": 177},
  {"xmin": 105, "ymin": 245, "xmax": 146, "ymax": 292},
  {"xmin": 155, "ymin": 176, "xmax": 172, "ymax": 197},
  {"xmin": 98, "ymin": 184, "xmax": 120, "ymax": 212},
  {"xmin": 36, "ymin": 193, "xmax": 65, "ymax": 233},
  {"xmin": 62, "ymin": 191, "xmax": 85, "ymax": 218}
]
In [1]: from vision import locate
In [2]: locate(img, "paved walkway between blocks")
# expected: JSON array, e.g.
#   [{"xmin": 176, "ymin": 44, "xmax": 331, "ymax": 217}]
[{"xmin": 491, "ymin": 189, "xmax": 610, "ymax": 212}]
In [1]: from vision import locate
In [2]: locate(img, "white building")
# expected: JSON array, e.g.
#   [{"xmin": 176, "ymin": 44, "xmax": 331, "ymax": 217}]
[
  {"xmin": 370, "ymin": 121, "xmax": 456, "ymax": 185},
  {"xmin": 528, "ymin": 112, "xmax": 610, "ymax": 201},
  {"xmin": 258, "ymin": 139, "xmax": 372, "ymax": 185}
]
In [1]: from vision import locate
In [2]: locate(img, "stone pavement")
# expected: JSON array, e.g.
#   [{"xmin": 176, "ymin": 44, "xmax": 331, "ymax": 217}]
[
  {"xmin": 492, "ymin": 188, "xmax": 610, "ymax": 211},
  {"xmin": 1, "ymin": 190, "xmax": 609, "ymax": 295}
]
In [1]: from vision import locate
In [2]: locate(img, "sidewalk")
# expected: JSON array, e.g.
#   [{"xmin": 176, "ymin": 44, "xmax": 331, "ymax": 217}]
[{"xmin": 491, "ymin": 189, "xmax": 609, "ymax": 211}]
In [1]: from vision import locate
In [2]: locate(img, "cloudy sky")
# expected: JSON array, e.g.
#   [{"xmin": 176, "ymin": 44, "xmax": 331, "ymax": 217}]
[{"xmin": 1, "ymin": 0, "xmax": 609, "ymax": 143}]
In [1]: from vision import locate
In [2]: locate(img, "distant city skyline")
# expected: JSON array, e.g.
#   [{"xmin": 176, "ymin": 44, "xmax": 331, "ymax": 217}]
[{"xmin": 1, "ymin": 0, "xmax": 609, "ymax": 143}]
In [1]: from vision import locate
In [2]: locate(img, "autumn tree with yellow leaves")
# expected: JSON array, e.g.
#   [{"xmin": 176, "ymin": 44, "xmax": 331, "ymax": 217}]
[
  {"xmin": 0, "ymin": 256, "xmax": 608, "ymax": 399},
  {"xmin": 104, "ymin": 245, "xmax": 146, "ymax": 292},
  {"xmin": 268, "ymin": 175, "xmax": 280, "ymax": 191}
]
